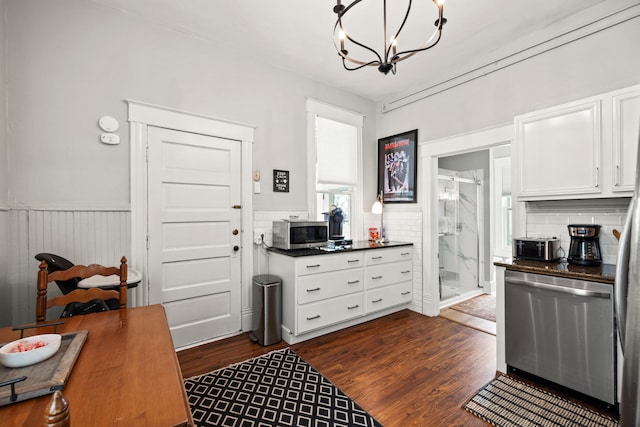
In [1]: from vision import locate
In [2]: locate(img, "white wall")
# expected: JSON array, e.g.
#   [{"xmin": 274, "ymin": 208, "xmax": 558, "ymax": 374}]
[
  {"xmin": 6, "ymin": 0, "xmax": 377, "ymax": 211},
  {"xmin": 0, "ymin": 0, "xmax": 9, "ymax": 327},
  {"xmin": 377, "ymin": 16, "xmax": 640, "ymax": 142},
  {"xmin": 1, "ymin": 0, "xmax": 378, "ymax": 327}
]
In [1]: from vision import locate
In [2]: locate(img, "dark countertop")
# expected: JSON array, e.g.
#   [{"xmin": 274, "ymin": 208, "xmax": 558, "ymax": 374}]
[
  {"xmin": 494, "ymin": 259, "xmax": 616, "ymax": 284},
  {"xmin": 268, "ymin": 240, "xmax": 413, "ymax": 257}
]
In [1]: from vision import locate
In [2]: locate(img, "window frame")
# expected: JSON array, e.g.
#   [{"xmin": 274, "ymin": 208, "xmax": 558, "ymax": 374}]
[{"xmin": 306, "ymin": 98, "xmax": 363, "ymax": 240}]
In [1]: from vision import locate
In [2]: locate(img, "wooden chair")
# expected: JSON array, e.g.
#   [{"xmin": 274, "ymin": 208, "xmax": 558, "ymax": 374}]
[
  {"xmin": 36, "ymin": 256, "xmax": 128, "ymax": 322},
  {"xmin": 44, "ymin": 391, "xmax": 70, "ymax": 427}
]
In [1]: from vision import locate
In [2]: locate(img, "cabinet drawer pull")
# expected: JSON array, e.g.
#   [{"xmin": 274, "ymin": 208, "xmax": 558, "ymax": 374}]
[
  {"xmin": 371, "ymin": 275, "xmax": 383, "ymax": 280},
  {"xmin": 347, "ymin": 304, "xmax": 360, "ymax": 310},
  {"xmin": 401, "ymin": 252, "xmax": 411, "ymax": 256},
  {"xmin": 347, "ymin": 280, "xmax": 360, "ymax": 285},
  {"xmin": 306, "ymin": 315, "xmax": 321, "ymax": 320},
  {"xmin": 371, "ymin": 298, "xmax": 383, "ymax": 303},
  {"xmin": 306, "ymin": 287, "xmax": 321, "ymax": 292},
  {"xmin": 371, "ymin": 256, "xmax": 383, "ymax": 260},
  {"xmin": 347, "ymin": 259, "xmax": 360, "ymax": 263},
  {"xmin": 306, "ymin": 264, "xmax": 321, "ymax": 269},
  {"xmin": 401, "ymin": 270, "xmax": 411, "ymax": 274},
  {"xmin": 401, "ymin": 291, "xmax": 411, "ymax": 296}
]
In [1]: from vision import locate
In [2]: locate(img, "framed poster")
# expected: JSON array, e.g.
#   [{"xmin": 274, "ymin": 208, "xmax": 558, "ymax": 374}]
[{"xmin": 377, "ymin": 129, "xmax": 417, "ymax": 203}]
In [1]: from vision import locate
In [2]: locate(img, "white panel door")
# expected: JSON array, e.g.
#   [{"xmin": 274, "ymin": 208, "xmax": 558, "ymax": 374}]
[{"xmin": 147, "ymin": 127, "xmax": 242, "ymax": 348}]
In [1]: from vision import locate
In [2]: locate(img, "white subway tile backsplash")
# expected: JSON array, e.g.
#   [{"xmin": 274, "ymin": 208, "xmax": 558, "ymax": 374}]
[{"xmin": 526, "ymin": 205, "xmax": 625, "ymax": 265}]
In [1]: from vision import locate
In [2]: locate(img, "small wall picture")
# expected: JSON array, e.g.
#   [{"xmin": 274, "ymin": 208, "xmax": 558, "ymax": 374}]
[
  {"xmin": 273, "ymin": 169, "xmax": 289, "ymax": 192},
  {"xmin": 377, "ymin": 129, "xmax": 418, "ymax": 203}
]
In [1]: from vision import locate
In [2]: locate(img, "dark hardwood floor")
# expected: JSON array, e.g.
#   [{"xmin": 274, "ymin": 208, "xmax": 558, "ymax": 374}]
[{"xmin": 178, "ymin": 310, "xmax": 495, "ymax": 426}]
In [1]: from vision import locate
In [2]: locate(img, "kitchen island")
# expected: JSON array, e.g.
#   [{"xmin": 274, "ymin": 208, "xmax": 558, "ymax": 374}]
[{"xmin": 269, "ymin": 241, "xmax": 414, "ymax": 344}]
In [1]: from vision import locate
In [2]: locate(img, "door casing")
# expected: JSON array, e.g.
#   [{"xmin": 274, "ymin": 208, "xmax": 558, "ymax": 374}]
[{"xmin": 126, "ymin": 100, "xmax": 255, "ymax": 336}]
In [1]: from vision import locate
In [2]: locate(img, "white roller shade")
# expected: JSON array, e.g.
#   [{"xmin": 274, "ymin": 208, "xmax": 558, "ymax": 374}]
[{"xmin": 316, "ymin": 116, "xmax": 358, "ymax": 185}]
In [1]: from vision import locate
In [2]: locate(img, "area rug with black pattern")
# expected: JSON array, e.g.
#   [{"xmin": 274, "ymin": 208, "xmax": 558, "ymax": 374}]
[
  {"xmin": 464, "ymin": 374, "xmax": 618, "ymax": 427},
  {"xmin": 184, "ymin": 347, "xmax": 383, "ymax": 427}
]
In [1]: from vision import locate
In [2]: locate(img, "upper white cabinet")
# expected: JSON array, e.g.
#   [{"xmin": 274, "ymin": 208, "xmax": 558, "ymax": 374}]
[
  {"xmin": 612, "ymin": 87, "xmax": 640, "ymax": 192},
  {"xmin": 515, "ymin": 84, "xmax": 640, "ymax": 201},
  {"xmin": 515, "ymin": 100, "xmax": 601, "ymax": 199}
]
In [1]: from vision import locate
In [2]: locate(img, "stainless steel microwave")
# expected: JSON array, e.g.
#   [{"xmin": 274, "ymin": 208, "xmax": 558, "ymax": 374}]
[{"xmin": 272, "ymin": 220, "xmax": 328, "ymax": 250}]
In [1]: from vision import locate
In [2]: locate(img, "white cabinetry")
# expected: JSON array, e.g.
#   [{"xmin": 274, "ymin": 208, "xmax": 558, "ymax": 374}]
[
  {"xmin": 269, "ymin": 245, "xmax": 413, "ymax": 344},
  {"xmin": 612, "ymin": 87, "xmax": 640, "ymax": 192},
  {"xmin": 364, "ymin": 249, "xmax": 413, "ymax": 313},
  {"xmin": 515, "ymin": 100, "xmax": 600, "ymax": 199},
  {"xmin": 515, "ymin": 84, "xmax": 640, "ymax": 201}
]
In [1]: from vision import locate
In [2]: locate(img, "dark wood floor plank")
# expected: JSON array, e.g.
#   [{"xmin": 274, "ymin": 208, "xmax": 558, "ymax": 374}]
[{"xmin": 178, "ymin": 310, "xmax": 494, "ymax": 426}]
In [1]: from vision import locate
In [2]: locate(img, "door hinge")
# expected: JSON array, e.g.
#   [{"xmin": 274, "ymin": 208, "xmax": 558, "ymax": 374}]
[
  {"xmin": 146, "ymin": 146, "xmax": 150, "ymax": 162},
  {"xmin": 146, "ymin": 235, "xmax": 150, "ymax": 250}
]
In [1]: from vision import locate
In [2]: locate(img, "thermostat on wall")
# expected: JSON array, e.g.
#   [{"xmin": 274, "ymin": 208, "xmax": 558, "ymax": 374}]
[{"xmin": 98, "ymin": 116, "xmax": 119, "ymax": 132}]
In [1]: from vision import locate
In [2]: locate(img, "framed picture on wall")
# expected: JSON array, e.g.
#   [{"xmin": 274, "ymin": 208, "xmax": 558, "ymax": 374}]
[{"xmin": 377, "ymin": 129, "xmax": 418, "ymax": 203}]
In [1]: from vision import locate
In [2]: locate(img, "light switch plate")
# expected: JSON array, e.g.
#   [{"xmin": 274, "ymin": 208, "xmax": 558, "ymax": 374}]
[{"xmin": 100, "ymin": 133, "xmax": 120, "ymax": 145}]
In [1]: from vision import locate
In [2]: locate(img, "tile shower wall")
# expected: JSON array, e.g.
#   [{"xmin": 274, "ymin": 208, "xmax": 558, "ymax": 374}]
[{"xmin": 525, "ymin": 205, "xmax": 628, "ymax": 265}]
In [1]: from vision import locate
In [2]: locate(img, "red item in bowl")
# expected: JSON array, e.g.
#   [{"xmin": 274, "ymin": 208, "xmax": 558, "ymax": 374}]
[{"xmin": 11, "ymin": 340, "xmax": 48, "ymax": 353}]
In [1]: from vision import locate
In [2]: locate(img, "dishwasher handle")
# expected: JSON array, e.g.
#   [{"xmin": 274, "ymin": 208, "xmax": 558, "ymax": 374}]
[{"xmin": 507, "ymin": 277, "xmax": 612, "ymax": 299}]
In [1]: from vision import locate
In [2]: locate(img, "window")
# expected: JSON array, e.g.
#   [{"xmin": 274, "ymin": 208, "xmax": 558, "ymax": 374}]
[
  {"xmin": 493, "ymin": 154, "xmax": 512, "ymax": 258},
  {"xmin": 306, "ymin": 99, "xmax": 363, "ymax": 240}
]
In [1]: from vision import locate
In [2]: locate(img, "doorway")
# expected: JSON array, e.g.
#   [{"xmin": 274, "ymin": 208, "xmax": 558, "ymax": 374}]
[
  {"xmin": 127, "ymin": 100, "xmax": 255, "ymax": 349},
  {"xmin": 438, "ymin": 168, "xmax": 484, "ymax": 305},
  {"xmin": 147, "ymin": 126, "xmax": 242, "ymax": 348},
  {"xmin": 419, "ymin": 124, "xmax": 512, "ymax": 317}
]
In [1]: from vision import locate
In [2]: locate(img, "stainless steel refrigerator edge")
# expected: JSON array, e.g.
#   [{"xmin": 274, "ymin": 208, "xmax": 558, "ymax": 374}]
[{"xmin": 615, "ymin": 124, "xmax": 640, "ymax": 426}]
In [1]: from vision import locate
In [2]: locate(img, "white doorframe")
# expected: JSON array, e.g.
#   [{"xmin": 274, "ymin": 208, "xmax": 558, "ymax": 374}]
[
  {"xmin": 419, "ymin": 123, "xmax": 512, "ymax": 316},
  {"xmin": 126, "ymin": 100, "xmax": 256, "ymax": 331}
]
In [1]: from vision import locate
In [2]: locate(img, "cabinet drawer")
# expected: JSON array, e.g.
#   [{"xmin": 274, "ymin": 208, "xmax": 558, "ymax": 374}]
[
  {"xmin": 297, "ymin": 269, "xmax": 364, "ymax": 304},
  {"xmin": 365, "ymin": 247, "xmax": 413, "ymax": 266},
  {"xmin": 297, "ymin": 293, "xmax": 364, "ymax": 334},
  {"xmin": 295, "ymin": 253, "xmax": 364, "ymax": 276},
  {"xmin": 365, "ymin": 282, "xmax": 412, "ymax": 314},
  {"xmin": 366, "ymin": 261, "xmax": 413, "ymax": 290}
]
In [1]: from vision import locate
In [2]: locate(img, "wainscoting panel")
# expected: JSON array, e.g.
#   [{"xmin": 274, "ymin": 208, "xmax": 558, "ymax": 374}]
[{"xmin": 5, "ymin": 209, "xmax": 131, "ymax": 327}]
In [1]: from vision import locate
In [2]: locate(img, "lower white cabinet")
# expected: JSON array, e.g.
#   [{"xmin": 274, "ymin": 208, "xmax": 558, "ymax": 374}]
[
  {"xmin": 365, "ymin": 281, "xmax": 413, "ymax": 313},
  {"xmin": 268, "ymin": 244, "xmax": 413, "ymax": 343},
  {"xmin": 297, "ymin": 293, "xmax": 364, "ymax": 334}
]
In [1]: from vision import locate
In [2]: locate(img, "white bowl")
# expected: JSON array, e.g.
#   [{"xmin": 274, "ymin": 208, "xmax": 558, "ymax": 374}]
[{"xmin": 0, "ymin": 334, "xmax": 62, "ymax": 368}]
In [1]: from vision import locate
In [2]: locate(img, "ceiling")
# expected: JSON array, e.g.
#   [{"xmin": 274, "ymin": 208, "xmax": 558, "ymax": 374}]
[{"xmin": 90, "ymin": 0, "xmax": 614, "ymax": 102}]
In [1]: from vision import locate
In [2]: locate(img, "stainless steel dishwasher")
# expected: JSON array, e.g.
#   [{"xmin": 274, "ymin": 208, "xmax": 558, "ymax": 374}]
[{"xmin": 505, "ymin": 270, "xmax": 616, "ymax": 405}]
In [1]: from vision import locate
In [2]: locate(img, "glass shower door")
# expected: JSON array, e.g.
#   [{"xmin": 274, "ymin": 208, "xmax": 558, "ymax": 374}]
[
  {"xmin": 438, "ymin": 174, "xmax": 460, "ymax": 301},
  {"xmin": 438, "ymin": 169, "xmax": 482, "ymax": 303}
]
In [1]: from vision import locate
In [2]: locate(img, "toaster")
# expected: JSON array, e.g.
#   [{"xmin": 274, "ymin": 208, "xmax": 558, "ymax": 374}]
[{"xmin": 512, "ymin": 237, "xmax": 561, "ymax": 261}]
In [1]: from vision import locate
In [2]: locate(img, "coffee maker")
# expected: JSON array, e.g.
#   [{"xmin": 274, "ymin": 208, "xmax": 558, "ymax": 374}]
[
  {"xmin": 567, "ymin": 224, "xmax": 602, "ymax": 266},
  {"xmin": 323, "ymin": 206, "xmax": 344, "ymax": 240}
]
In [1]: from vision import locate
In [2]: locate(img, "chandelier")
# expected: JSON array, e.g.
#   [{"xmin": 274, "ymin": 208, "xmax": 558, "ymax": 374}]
[{"xmin": 332, "ymin": 0, "xmax": 447, "ymax": 75}]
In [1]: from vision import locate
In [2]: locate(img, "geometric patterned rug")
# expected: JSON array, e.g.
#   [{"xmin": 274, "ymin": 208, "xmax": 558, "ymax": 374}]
[
  {"xmin": 464, "ymin": 375, "xmax": 619, "ymax": 427},
  {"xmin": 184, "ymin": 348, "xmax": 383, "ymax": 427}
]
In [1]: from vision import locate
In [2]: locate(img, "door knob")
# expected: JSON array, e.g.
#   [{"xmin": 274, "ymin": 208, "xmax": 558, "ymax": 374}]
[
  {"xmin": 232, "ymin": 229, "xmax": 239, "ymax": 235},
  {"xmin": 233, "ymin": 245, "xmax": 240, "ymax": 252}
]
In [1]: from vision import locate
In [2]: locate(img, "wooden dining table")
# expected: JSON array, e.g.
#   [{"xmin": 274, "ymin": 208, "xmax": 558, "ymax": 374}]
[{"xmin": 0, "ymin": 305, "xmax": 193, "ymax": 426}]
